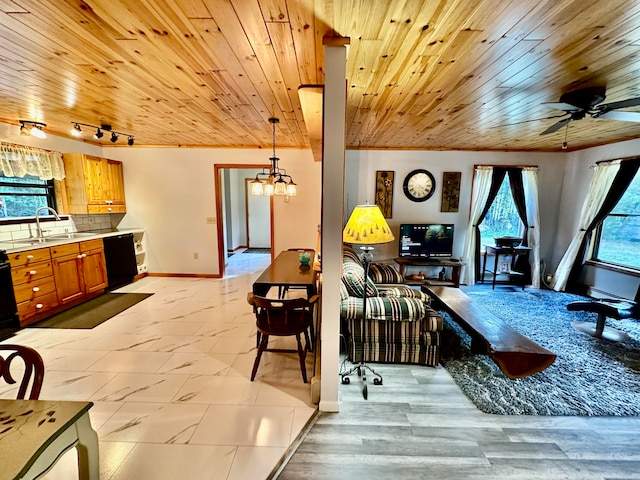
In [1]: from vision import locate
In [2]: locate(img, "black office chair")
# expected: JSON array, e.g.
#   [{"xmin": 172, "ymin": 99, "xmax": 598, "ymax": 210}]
[
  {"xmin": 567, "ymin": 285, "xmax": 640, "ymax": 342},
  {"xmin": 0, "ymin": 344, "xmax": 45, "ymax": 399}
]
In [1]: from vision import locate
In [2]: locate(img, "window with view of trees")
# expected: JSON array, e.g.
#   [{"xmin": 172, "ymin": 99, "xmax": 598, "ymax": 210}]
[
  {"xmin": 591, "ymin": 169, "xmax": 640, "ymax": 269},
  {"xmin": 479, "ymin": 176, "xmax": 523, "ymax": 247},
  {"xmin": 0, "ymin": 174, "xmax": 56, "ymax": 219}
]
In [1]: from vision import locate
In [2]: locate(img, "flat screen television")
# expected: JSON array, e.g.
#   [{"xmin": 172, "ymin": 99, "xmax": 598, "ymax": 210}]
[{"xmin": 398, "ymin": 223, "xmax": 454, "ymax": 258}]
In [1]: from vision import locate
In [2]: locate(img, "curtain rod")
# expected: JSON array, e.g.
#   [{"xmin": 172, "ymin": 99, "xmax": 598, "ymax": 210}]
[
  {"xmin": 473, "ymin": 164, "xmax": 539, "ymax": 170},
  {"xmin": 595, "ymin": 155, "xmax": 640, "ymax": 165}
]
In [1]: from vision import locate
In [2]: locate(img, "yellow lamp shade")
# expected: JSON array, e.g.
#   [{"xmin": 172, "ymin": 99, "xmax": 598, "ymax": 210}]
[{"xmin": 343, "ymin": 204, "xmax": 395, "ymax": 245}]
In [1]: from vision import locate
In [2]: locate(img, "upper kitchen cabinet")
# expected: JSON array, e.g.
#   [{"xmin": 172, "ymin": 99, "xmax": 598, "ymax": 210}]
[{"xmin": 62, "ymin": 153, "xmax": 127, "ymax": 214}]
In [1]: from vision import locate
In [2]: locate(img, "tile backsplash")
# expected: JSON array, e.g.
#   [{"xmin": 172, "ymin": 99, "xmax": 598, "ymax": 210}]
[{"xmin": 0, "ymin": 214, "xmax": 120, "ymax": 243}]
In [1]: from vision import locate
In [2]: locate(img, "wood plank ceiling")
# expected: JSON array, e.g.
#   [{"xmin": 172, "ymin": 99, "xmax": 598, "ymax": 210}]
[{"xmin": 2, "ymin": 0, "xmax": 640, "ymax": 152}]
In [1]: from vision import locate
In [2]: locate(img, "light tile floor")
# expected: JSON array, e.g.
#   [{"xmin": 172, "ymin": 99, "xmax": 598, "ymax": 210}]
[{"xmin": 0, "ymin": 252, "xmax": 317, "ymax": 480}]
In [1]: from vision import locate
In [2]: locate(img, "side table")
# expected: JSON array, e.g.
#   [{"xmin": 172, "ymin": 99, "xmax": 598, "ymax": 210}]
[{"xmin": 481, "ymin": 244, "xmax": 531, "ymax": 289}]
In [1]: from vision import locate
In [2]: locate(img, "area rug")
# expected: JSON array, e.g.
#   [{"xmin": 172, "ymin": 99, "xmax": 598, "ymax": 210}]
[
  {"xmin": 438, "ymin": 286, "xmax": 640, "ymax": 416},
  {"xmin": 244, "ymin": 248, "xmax": 271, "ymax": 254},
  {"xmin": 30, "ymin": 293, "xmax": 153, "ymax": 329}
]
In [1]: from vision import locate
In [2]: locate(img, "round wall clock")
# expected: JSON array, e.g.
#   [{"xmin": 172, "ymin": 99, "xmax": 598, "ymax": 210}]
[{"xmin": 403, "ymin": 169, "xmax": 436, "ymax": 202}]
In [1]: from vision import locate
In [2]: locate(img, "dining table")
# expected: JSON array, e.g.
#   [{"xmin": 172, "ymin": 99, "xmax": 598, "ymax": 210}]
[
  {"xmin": 252, "ymin": 249, "xmax": 318, "ymax": 299},
  {"xmin": 0, "ymin": 399, "xmax": 99, "ymax": 480}
]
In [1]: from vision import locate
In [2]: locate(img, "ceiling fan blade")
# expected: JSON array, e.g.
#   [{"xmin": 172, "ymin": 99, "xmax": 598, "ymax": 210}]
[
  {"xmin": 540, "ymin": 117, "xmax": 572, "ymax": 135},
  {"xmin": 597, "ymin": 96, "xmax": 640, "ymax": 110},
  {"xmin": 596, "ymin": 110, "xmax": 640, "ymax": 122},
  {"xmin": 542, "ymin": 102, "xmax": 581, "ymax": 112}
]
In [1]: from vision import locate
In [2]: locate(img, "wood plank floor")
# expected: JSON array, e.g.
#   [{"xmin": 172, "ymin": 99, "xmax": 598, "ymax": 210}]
[{"xmin": 276, "ymin": 360, "xmax": 640, "ymax": 479}]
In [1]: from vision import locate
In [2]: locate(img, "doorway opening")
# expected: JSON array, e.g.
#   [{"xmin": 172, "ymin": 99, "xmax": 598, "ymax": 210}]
[{"xmin": 214, "ymin": 164, "xmax": 274, "ymax": 278}]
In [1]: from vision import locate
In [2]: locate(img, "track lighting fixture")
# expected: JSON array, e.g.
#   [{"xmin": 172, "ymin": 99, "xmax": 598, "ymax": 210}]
[
  {"xmin": 71, "ymin": 122, "xmax": 134, "ymax": 146},
  {"xmin": 19, "ymin": 120, "xmax": 47, "ymax": 139},
  {"xmin": 250, "ymin": 118, "xmax": 297, "ymax": 197}
]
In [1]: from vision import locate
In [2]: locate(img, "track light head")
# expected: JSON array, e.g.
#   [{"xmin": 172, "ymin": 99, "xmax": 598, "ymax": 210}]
[
  {"xmin": 127, "ymin": 136, "xmax": 134, "ymax": 146},
  {"xmin": 19, "ymin": 120, "xmax": 47, "ymax": 139},
  {"xmin": 71, "ymin": 123, "xmax": 82, "ymax": 137},
  {"xmin": 94, "ymin": 128, "xmax": 103, "ymax": 139},
  {"xmin": 110, "ymin": 132, "xmax": 119, "ymax": 143}
]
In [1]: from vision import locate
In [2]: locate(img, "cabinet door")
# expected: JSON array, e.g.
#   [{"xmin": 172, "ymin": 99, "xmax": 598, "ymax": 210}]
[
  {"xmin": 53, "ymin": 253, "xmax": 84, "ymax": 304},
  {"xmin": 106, "ymin": 160, "xmax": 126, "ymax": 206},
  {"xmin": 84, "ymin": 155, "xmax": 106, "ymax": 205},
  {"xmin": 82, "ymin": 248, "xmax": 108, "ymax": 294}
]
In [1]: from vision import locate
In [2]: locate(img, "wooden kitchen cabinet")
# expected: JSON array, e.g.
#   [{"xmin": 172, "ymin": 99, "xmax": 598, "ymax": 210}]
[
  {"xmin": 51, "ymin": 239, "xmax": 107, "ymax": 306},
  {"xmin": 8, "ymin": 247, "xmax": 59, "ymax": 327},
  {"xmin": 62, "ymin": 153, "xmax": 127, "ymax": 214}
]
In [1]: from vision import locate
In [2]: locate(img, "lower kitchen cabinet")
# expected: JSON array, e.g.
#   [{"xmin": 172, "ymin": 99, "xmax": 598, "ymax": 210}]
[
  {"xmin": 9, "ymin": 247, "xmax": 59, "ymax": 327},
  {"xmin": 51, "ymin": 239, "xmax": 107, "ymax": 306}
]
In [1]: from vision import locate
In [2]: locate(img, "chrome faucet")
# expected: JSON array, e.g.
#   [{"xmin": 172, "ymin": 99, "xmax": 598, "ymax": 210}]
[{"xmin": 35, "ymin": 206, "xmax": 61, "ymax": 239}]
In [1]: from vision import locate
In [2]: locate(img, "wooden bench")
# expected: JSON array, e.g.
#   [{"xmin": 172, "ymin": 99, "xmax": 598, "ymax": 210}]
[{"xmin": 423, "ymin": 286, "xmax": 556, "ymax": 379}]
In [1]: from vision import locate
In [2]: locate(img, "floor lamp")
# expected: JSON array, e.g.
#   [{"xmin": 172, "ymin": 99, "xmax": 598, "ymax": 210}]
[{"xmin": 341, "ymin": 204, "xmax": 395, "ymax": 399}]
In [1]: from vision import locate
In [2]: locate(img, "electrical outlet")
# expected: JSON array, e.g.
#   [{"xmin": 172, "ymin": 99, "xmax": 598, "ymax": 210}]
[{"xmin": 206, "ymin": 217, "xmax": 216, "ymax": 224}]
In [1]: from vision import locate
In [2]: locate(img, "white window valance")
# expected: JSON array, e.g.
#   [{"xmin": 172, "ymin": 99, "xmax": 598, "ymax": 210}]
[{"xmin": 0, "ymin": 142, "xmax": 65, "ymax": 180}]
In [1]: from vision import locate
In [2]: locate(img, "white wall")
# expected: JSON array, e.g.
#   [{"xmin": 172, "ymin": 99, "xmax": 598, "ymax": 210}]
[
  {"xmin": 345, "ymin": 149, "xmax": 566, "ymax": 271},
  {"xmin": 105, "ymin": 147, "xmax": 321, "ymax": 275}
]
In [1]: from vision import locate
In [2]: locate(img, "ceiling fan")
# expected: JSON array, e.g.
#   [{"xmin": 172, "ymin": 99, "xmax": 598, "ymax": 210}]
[{"xmin": 540, "ymin": 86, "xmax": 640, "ymax": 135}]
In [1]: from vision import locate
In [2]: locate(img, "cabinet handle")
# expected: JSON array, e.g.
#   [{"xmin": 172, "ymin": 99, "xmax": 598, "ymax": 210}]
[
  {"xmin": 29, "ymin": 270, "xmax": 37, "ymax": 275},
  {"xmin": 36, "ymin": 303, "xmax": 43, "ymax": 309},
  {"xmin": 82, "ymin": 253, "xmax": 87, "ymax": 258},
  {"xmin": 108, "ymin": 207, "xmax": 112, "ymax": 211},
  {"xmin": 77, "ymin": 254, "xmax": 83, "ymax": 259},
  {"xmin": 32, "ymin": 286, "xmax": 40, "ymax": 292},
  {"xmin": 27, "ymin": 255, "xmax": 34, "ymax": 260}
]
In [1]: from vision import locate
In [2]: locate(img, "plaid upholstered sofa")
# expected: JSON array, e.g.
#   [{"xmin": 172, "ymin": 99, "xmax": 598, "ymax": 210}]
[{"xmin": 340, "ymin": 245, "xmax": 443, "ymax": 367}]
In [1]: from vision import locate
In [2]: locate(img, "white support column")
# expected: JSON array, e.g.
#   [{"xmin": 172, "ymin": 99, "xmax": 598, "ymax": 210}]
[{"xmin": 319, "ymin": 37, "xmax": 349, "ymax": 412}]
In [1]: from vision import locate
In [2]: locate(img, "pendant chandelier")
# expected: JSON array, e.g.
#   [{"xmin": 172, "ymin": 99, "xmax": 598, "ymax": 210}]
[{"xmin": 250, "ymin": 118, "xmax": 297, "ymax": 196}]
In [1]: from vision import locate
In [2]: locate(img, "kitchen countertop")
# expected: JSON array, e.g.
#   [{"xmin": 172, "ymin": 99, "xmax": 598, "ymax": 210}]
[{"xmin": 0, "ymin": 228, "xmax": 144, "ymax": 253}]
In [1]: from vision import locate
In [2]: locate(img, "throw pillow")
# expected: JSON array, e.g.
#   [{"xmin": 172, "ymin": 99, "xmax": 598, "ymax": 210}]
[
  {"xmin": 342, "ymin": 261, "xmax": 379, "ymax": 298},
  {"xmin": 368, "ymin": 263, "xmax": 403, "ymax": 284}
]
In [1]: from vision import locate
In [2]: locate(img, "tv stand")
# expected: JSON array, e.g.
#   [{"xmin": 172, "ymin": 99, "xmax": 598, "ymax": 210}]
[{"xmin": 395, "ymin": 257, "xmax": 464, "ymax": 288}]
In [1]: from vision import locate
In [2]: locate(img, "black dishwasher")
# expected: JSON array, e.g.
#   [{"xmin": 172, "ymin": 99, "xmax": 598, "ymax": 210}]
[
  {"xmin": 103, "ymin": 233, "xmax": 138, "ymax": 290},
  {"xmin": 0, "ymin": 249, "xmax": 19, "ymax": 337}
]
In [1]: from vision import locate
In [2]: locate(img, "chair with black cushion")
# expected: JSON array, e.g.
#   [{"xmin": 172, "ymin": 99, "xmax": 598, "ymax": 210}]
[
  {"xmin": 247, "ymin": 293, "xmax": 318, "ymax": 383},
  {"xmin": 0, "ymin": 344, "xmax": 45, "ymax": 399},
  {"xmin": 567, "ymin": 285, "xmax": 640, "ymax": 342}
]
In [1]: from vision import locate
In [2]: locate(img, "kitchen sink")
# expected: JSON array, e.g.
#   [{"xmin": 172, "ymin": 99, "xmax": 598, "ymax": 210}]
[{"xmin": 47, "ymin": 232, "xmax": 97, "ymax": 240}]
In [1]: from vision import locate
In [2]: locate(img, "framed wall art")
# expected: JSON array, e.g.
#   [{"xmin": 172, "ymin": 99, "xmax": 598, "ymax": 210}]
[
  {"xmin": 441, "ymin": 171, "xmax": 461, "ymax": 212},
  {"xmin": 375, "ymin": 170, "xmax": 394, "ymax": 218}
]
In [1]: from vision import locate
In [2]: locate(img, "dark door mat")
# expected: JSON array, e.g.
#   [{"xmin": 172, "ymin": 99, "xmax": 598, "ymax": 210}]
[
  {"xmin": 30, "ymin": 293, "xmax": 153, "ymax": 329},
  {"xmin": 244, "ymin": 248, "xmax": 271, "ymax": 254}
]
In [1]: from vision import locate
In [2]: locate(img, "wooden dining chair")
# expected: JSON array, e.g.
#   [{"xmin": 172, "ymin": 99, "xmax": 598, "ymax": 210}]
[
  {"xmin": 0, "ymin": 344, "xmax": 45, "ymax": 400},
  {"xmin": 247, "ymin": 293, "xmax": 318, "ymax": 383}
]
